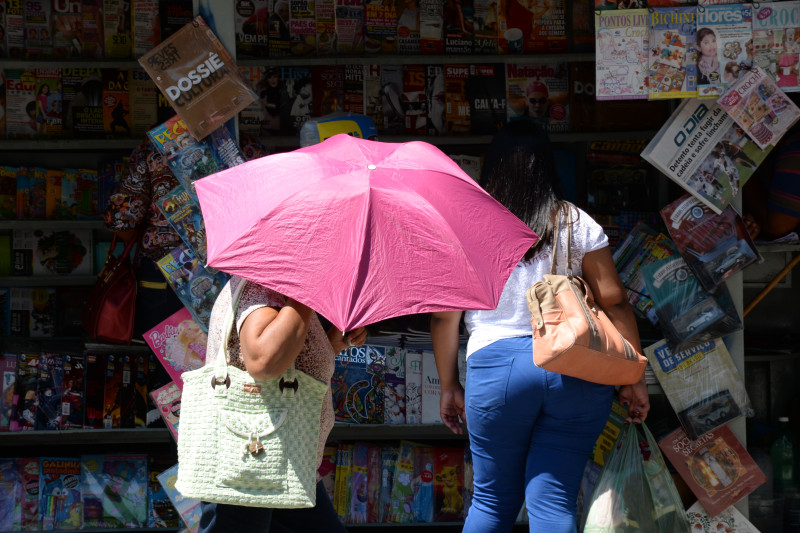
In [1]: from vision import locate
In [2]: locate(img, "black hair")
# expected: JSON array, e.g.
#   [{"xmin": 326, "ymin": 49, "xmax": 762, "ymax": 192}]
[{"xmin": 480, "ymin": 118, "xmax": 565, "ymax": 258}]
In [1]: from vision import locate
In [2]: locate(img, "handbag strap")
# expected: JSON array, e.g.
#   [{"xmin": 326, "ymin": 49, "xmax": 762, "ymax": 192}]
[
  {"xmin": 212, "ymin": 279, "xmax": 297, "ymax": 391},
  {"xmin": 549, "ymin": 203, "xmax": 573, "ymax": 277},
  {"xmin": 108, "ymin": 230, "xmax": 142, "ymax": 263}
]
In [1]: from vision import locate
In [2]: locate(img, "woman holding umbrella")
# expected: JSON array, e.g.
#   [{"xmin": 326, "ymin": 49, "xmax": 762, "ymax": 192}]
[
  {"xmin": 430, "ymin": 119, "xmax": 649, "ymax": 533},
  {"xmin": 198, "ymin": 276, "xmax": 366, "ymax": 532}
]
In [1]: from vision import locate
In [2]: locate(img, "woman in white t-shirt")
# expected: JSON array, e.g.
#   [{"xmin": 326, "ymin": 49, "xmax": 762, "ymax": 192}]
[{"xmin": 430, "ymin": 119, "xmax": 649, "ymax": 533}]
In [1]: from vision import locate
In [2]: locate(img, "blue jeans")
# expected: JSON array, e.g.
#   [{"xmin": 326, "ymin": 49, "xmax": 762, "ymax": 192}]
[
  {"xmin": 198, "ymin": 481, "xmax": 346, "ymax": 533},
  {"xmin": 463, "ymin": 336, "xmax": 614, "ymax": 533}
]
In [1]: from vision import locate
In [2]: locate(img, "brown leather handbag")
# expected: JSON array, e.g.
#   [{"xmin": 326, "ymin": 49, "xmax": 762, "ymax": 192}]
[
  {"xmin": 526, "ymin": 206, "xmax": 647, "ymax": 386},
  {"xmin": 82, "ymin": 234, "xmax": 139, "ymax": 344}
]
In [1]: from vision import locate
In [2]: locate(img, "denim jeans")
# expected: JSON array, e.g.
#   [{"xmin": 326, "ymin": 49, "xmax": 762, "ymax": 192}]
[
  {"xmin": 463, "ymin": 336, "xmax": 614, "ymax": 533},
  {"xmin": 198, "ymin": 481, "xmax": 346, "ymax": 533}
]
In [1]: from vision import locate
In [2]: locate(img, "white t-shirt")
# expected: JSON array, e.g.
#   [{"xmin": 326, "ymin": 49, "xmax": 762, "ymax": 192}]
[{"xmin": 464, "ymin": 205, "xmax": 609, "ymax": 357}]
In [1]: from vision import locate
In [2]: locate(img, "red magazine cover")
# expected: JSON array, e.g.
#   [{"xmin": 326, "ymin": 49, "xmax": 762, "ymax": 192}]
[
  {"xmin": 658, "ymin": 425, "xmax": 766, "ymax": 518},
  {"xmin": 432, "ymin": 446, "xmax": 464, "ymax": 522}
]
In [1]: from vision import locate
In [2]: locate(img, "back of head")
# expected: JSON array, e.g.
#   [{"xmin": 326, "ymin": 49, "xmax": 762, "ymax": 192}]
[{"xmin": 480, "ymin": 119, "xmax": 563, "ymax": 253}]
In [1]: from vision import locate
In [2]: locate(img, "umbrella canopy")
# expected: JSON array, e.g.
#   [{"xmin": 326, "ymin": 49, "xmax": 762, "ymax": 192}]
[{"xmin": 195, "ymin": 134, "xmax": 538, "ymax": 332}]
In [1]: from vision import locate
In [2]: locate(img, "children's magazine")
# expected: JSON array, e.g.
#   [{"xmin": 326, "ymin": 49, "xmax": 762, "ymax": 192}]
[
  {"xmin": 595, "ymin": 9, "xmax": 649, "ymax": 100},
  {"xmin": 143, "ymin": 307, "xmax": 207, "ymax": 389},
  {"xmin": 647, "ymin": 6, "xmax": 698, "ymax": 99}
]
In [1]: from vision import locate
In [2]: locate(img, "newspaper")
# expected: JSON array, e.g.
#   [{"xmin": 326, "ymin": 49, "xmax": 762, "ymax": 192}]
[{"xmin": 642, "ymin": 97, "xmax": 772, "ymax": 214}]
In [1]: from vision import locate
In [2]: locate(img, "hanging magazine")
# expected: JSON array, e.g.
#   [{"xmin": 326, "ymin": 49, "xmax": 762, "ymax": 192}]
[
  {"xmin": 660, "ymin": 194, "xmax": 761, "ymax": 292},
  {"xmin": 155, "ymin": 185, "xmax": 208, "ymax": 263},
  {"xmin": 695, "ymin": 3, "xmax": 754, "ymax": 98},
  {"xmin": 717, "ymin": 64, "xmax": 800, "ymax": 150},
  {"xmin": 641, "ymin": 98, "xmax": 772, "ymax": 214},
  {"xmin": 595, "ymin": 9, "xmax": 649, "ymax": 100},
  {"xmin": 138, "ymin": 16, "xmax": 256, "ymax": 140},
  {"xmin": 752, "ymin": 2, "xmax": 800, "ymax": 93},
  {"xmin": 645, "ymin": 337, "xmax": 752, "ymax": 440},
  {"xmin": 647, "ymin": 6, "xmax": 698, "ymax": 99}
]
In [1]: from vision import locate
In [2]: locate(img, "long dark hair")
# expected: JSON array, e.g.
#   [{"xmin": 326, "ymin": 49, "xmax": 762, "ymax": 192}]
[{"xmin": 479, "ymin": 119, "xmax": 566, "ymax": 259}]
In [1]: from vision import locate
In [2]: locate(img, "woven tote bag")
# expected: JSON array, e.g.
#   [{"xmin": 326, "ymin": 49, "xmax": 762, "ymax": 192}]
[
  {"xmin": 526, "ymin": 205, "xmax": 647, "ymax": 386},
  {"xmin": 176, "ymin": 280, "xmax": 329, "ymax": 508}
]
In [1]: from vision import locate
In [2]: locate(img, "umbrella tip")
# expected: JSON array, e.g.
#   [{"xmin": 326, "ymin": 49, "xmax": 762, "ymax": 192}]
[{"xmin": 368, "ymin": 164, "xmax": 376, "ymax": 170}]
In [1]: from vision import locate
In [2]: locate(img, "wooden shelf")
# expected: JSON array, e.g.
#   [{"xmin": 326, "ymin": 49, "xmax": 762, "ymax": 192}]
[
  {"xmin": 330, "ymin": 423, "xmax": 462, "ymax": 441},
  {"xmin": 0, "ymin": 275, "xmax": 97, "ymax": 286},
  {"xmin": 0, "ymin": 139, "xmax": 140, "ymax": 151},
  {"xmin": 0, "ymin": 220, "xmax": 106, "ymax": 230},
  {"xmin": 0, "ymin": 428, "xmax": 173, "ymax": 447}
]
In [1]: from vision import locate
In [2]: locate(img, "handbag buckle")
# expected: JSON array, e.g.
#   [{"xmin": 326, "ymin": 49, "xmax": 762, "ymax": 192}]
[
  {"xmin": 211, "ymin": 375, "xmax": 231, "ymax": 389},
  {"xmin": 245, "ymin": 432, "xmax": 265, "ymax": 457},
  {"xmin": 279, "ymin": 377, "xmax": 298, "ymax": 394}
]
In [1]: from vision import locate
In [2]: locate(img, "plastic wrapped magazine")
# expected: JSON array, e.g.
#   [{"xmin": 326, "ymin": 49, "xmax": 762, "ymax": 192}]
[
  {"xmin": 640, "ymin": 254, "xmax": 742, "ymax": 351},
  {"xmin": 660, "ymin": 194, "xmax": 761, "ymax": 292},
  {"xmin": 645, "ymin": 337, "xmax": 753, "ymax": 440}
]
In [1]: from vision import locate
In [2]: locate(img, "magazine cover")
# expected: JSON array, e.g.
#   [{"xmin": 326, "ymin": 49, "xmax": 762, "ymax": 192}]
[
  {"xmin": 647, "ymin": 6, "xmax": 698, "ymax": 99},
  {"xmin": 45, "ymin": 169, "xmax": 62, "ymax": 220},
  {"xmin": 349, "ymin": 443, "xmax": 369, "ymax": 524},
  {"xmin": 147, "ymin": 455, "xmax": 181, "ymax": 528},
  {"xmin": 686, "ymin": 500, "xmax": 760, "ymax": 532},
  {"xmin": 278, "ymin": 66, "xmax": 313, "ymax": 135},
  {"xmin": 443, "ymin": 64, "xmax": 469, "ymax": 135},
  {"xmin": 388, "ymin": 440, "xmax": 416, "ymax": 523},
  {"xmin": 335, "ymin": 0, "xmax": 365, "ymax": 53},
  {"xmin": 404, "ymin": 348, "xmax": 422, "ymax": 424},
  {"xmin": 61, "ymin": 354, "xmax": 85, "ymax": 430},
  {"xmin": 35, "ymin": 353, "xmax": 64, "ymax": 431},
  {"xmin": 155, "ymin": 185, "xmax": 207, "ymax": 262},
  {"xmin": 645, "ymin": 337, "xmax": 752, "ymax": 440},
  {"xmin": 384, "ymin": 346, "xmax": 406, "ymax": 424},
  {"xmin": 24, "ymin": 0, "xmax": 52, "ymax": 58},
  {"xmin": 0, "ymin": 459, "xmax": 23, "ymax": 531},
  {"xmin": 103, "ymin": 0, "xmax": 132, "ymax": 59},
  {"xmin": 132, "ymin": 0, "xmax": 160, "ymax": 57},
  {"xmin": 641, "ymin": 98, "xmax": 772, "ymax": 214},
  {"xmin": 312, "ymin": 64, "xmax": 344, "ymax": 117},
  {"xmin": 472, "ymin": 0, "xmax": 497, "ymax": 54},
  {"xmin": 695, "ymin": 3, "xmax": 753, "ymax": 98},
  {"xmin": 39, "ymin": 457, "xmax": 82, "ymax": 530},
  {"xmin": 640, "ymin": 255, "xmax": 742, "ymax": 351},
  {"xmin": 5, "ymin": 69, "xmax": 37, "ymax": 139},
  {"xmin": 156, "ymin": 463, "xmax": 201, "ymax": 532},
  {"xmin": 80, "ymin": 0, "xmax": 104, "ymax": 59},
  {"xmin": 318, "ymin": 445, "xmax": 337, "ymax": 505},
  {"xmin": 423, "ymin": 65, "xmax": 444, "ymax": 136},
  {"xmin": 81, "ymin": 454, "xmax": 148, "ymax": 528},
  {"xmin": 421, "ymin": 350, "xmax": 441, "ymax": 424},
  {"xmin": 129, "ymin": 69, "xmax": 157, "ymax": 137},
  {"xmin": 12, "ymin": 228, "xmax": 93, "ymax": 276},
  {"xmin": 102, "ymin": 353, "xmax": 125, "ymax": 429},
  {"xmin": 364, "ymin": 64, "xmax": 382, "ymax": 132},
  {"xmin": 595, "ymin": 9, "xmax": 649, "ymax": 101},
  {"xmin": 465, "ymin": 63, "xmax": 505, "ymax": 134},
  {"xmin": 443, "ymin": 0, "xmax": 472, "ymax": 54},
  {"xmin": 501, "ymin": 0, "xmax": 565, "ymax": 54},
  {"xmin": 150, "ymin": 381, "xmax": 181, "ymax": 442},
  {"xmin": 61, "ymin": 67, "xmax": 104, "ymax": 138},
  {"xmin": 364, "ymin": 0, "xmax": 397, "ymax": 54},
  {"xmin": 0, "ymin": 354, "xmax": 17, "ymax": 432},
  {"xmin": 143, "ymin": 307, "xmax": 207, "ymax": 389},
  {"xmin": 331, "ymin": 344, "xmax": 385, "ymax": 424},
  {"xmin": 658, "ymin": 425, "xmax": 766, "ymax": 518},
  {"xmin": 717, "ymin": 65, "xmax": 800, "ymax": 150},
  {"xmin": 83, "ymin": 354, "xmax": 104, "ymax": 429},
  {"xmin": 752, "ymin": 1, "xmax": 800, "ymax": 92},
  {"xmin": 432, "ymin": 446, "xmax": 464, "ymax": 522},
  {"xmin": 0, "ymin": 166, "xmax": 16, "ymax": 219},
  {"xmin": 238, "ymin": 65, "xmax": 266, "ymax": 136},
  {"xmin": 316, "ymin": 0, "xmax": 338, "ymax": 55},
  {"xmin": 397, "ymin": 0, "xmax": 420, "ymax": 54},
  {"xmin": 234, "ymin": 0, "xmax": 269, "ymax": 57},
  {"xmin": 402, "ymin": 64, "xmax": 426, "ymax": 136},
  {"xmin": 412, "ymin": 444, "xmax": 434, "ymax": 522},
  {"xmin": 156, "ymin": 243, "xmax": 229, "ymax": 330},
  {"xmin": 138, "ymin": 16, "xmax": 257, "ymax": 140},
  {"xmin": 10, "ymin": 288, "xmax": 57, "ymax": 338},
  {"xmin": 506, "ymin": 62, "xmax": 569, "ymax": 133},
  {"xmin": 660, "ymin": 194, "xmax": 761, "ymax": 291},
  {"xmin": 380, "ymin": 65, "xmax": 404, "ymax": 135},
  {"xmin": 419, "ymin": 0, "xmax": 443, "ymax": 54},
  {"xmin": 18, "ymin": 457, "xmax": 40, "ymax": 529},
  {"xmin": 290, "ymin": 0, "xmax": 316, "ymax": 56},
  {"xmin": 378, "ymin": 446, "xmax": 399, "ymax": 523},
  {"xmin": 267, "ymin": 0, "xmax": 290, "ymax": 56},
  {"xmin": 5, "ymin": 0, "xmax": 24, "ymax": 59},
  {"xmin": 34, "ymin": 68, "xmax": 62, "ymax": 137}
]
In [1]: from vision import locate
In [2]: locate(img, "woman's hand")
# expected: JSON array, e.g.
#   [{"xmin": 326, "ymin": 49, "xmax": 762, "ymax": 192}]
[
  {"xmin": 618, "ymin": 379, "xmax": 650, "ymax": 424},
  {"xmin": 327, "ymin": 326, "xmax": 367, "ymax": 354},
  {"xmin": 440, "ymin": 384, "xmax": 466, "ymax": 435}
]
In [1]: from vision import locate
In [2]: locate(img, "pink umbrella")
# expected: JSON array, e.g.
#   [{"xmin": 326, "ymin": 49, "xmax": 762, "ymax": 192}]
[{"xmin": 195, "ymin": 134, "xmax": 538, "ymax": 332}]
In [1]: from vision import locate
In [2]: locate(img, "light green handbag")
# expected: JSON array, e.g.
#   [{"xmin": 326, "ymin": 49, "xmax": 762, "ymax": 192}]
[{"xmin": 175, "ymin": 279, "xmax": 329, "ymax": 508}]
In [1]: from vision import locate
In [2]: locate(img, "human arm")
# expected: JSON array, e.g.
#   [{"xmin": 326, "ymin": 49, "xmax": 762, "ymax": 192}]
[
  {"xmin": 429, "ymin": 310, "xmax": 466, "ymax": 434},
  {"xmin": 238, "ymin": 297, "xmax": 314, "ymax": 380},
  {"xmin": 581, "ymin": 246, "xmax": 649, "ymax": 423}
]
